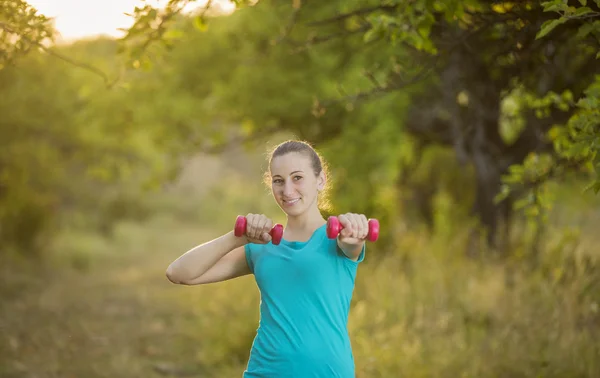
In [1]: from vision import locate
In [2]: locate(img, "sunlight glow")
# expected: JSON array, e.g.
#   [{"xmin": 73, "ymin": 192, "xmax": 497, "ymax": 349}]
[{"xmin": 27, "ymin": 0, "xmax": 236, "ymax": 43}]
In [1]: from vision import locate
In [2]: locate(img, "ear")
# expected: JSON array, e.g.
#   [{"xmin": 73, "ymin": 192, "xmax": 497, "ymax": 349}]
[{"xmin": 317, "ymin": 171, "xmax": 326, "ymax": 191}]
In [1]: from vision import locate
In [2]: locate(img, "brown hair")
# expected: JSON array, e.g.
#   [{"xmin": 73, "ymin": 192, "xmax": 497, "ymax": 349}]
[{"xmin": 263, "ymin": 140, "xmax": 332, "ymax": 212}]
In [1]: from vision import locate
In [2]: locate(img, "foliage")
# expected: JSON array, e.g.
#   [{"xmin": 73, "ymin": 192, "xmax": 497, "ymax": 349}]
[
  {"xmin": 117, "ymin": 0, "xmax": 600, "ymax": 250},
  {"xmin": 3, "ymin": 0, "xmax": 599, "ymax": 253},
  {"xmin": 0, "ymin": 0, "xmax": 54, "ymax": 69},
  {"xmin": 0, "ymin": 3, "xmax": 599, "ymax": 377},
  {"xmin": 1, "ymin": 0, "xmax": 598, "ymax": 259},
  {"xmin": 2, "ymin": 177, "xmax": 599, "ymax": 377},
  {"xmin": 498, "ymin": 1, "xmax": 600, "ymax": 220},
  {"xmin": 0, "ymin": 52, "xmax": 82, "ymax": 253},
  {"xmin": 0, "ymin": 38, "xmax": 178, "ymax": 253}
]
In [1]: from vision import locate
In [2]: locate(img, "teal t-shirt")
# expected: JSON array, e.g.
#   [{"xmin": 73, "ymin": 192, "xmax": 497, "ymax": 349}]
[{"xmin": 243, "ymin": 224, "xmax": 365, "ymax": 378}]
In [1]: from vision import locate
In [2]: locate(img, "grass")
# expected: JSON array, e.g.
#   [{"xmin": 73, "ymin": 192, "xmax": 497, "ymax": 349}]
[
  {"xmin": 1, "ymin": 179, "xmax": 599, "ymax": 378},
  {"xmin": 0, "ymin": 214, "xmax": 262, "ymax": 378}
]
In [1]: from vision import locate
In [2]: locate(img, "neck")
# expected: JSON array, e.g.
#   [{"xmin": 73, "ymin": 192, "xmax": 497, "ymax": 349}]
[{"xmin": 285, "ymin": 205, "xmax": 326, "ymax": 231}]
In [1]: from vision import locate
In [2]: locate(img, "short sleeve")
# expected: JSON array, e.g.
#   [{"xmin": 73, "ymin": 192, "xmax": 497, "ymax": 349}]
[
  {"xmin": 355, "ymin": 244, "xmax": 366, "ymax": 263},
  {"xmin": 245, "ymin": 243, "xmax": 255, "ymax": 273}
]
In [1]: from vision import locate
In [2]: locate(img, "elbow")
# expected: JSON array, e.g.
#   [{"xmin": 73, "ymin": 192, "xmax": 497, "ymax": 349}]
[
  {"xmin": 165, "ymin": 262, "xmax": 204, "ymax": 285},
  {"xmin": 165, "ymin": 264, "xmax": 184, "ymax": 284}
]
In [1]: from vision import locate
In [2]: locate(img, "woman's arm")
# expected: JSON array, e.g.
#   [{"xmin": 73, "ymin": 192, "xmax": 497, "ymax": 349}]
[
  {"xmin": 166, "ymin": 231, "xmax": 250, "ymax": 285},
  {"xmin": 335, "ymin": 213, "xmax": 368, "ymax": 261}
]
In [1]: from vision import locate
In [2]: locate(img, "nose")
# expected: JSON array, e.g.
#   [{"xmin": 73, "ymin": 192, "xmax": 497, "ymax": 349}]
[{"xmin": 283, "ymin": 180, "xmax": 295, "ymax": 197}]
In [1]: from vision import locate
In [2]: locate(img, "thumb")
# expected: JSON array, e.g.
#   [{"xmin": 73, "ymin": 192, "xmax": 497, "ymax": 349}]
[{"xmin": 261, "ymin": 232, "xmax": 272, "ymax": 242}]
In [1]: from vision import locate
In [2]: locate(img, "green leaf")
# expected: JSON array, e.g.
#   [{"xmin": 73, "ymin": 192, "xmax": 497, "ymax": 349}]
[
  {"xmin": 163, "ymin": 28, "xmax": 184, "ymax": 40},
  {"xmin": 194, "ymin": 16, "xmax": 208, "ymax": 32},
  {"xmin": 583, "ymin": 180, "xmax": 600, "ymax": 194},
  {"xmin": 566, "ymin": 143, "xmax": 588, "ymax": 158},
  {"xmin": 494, "ymin": 185, "xmax": 511, "ymax": 203},
  {"xmin": 542, "ymin": 1, "xmax": 570, "ymax": 12},
  {"xmin": 536, "ymin": 18, "xmax": 567, "ymax": 39},
  {"xmin": 579, "ymin": 0, "xmax": 587, "ymax": 5},
  {"xmin": 514, "ymin": 197, "xmax": 531, "ymax": 210},
  {"xmin": 574, "ymin": 7, "xmax": 593, "ymax": 16},
  {"xmin": 364, "ymin": 27, "xmax": 383, "ymax": 43},
  {"xmin": 561, "ymin": 90, "xmax": 574, "ymax": 103},
  {"xmin": 508, "ymin": 164, "xmax": 525, "ymax": 175},
  {"xmin": 576, "ymin": 22, "xmax": 597, "ymax": 38},
  {"xmin": 577, "ymin": 96, "xmax": 600, "ymax": 109},
  {"xmin": 524, "ymin": 205, "xmax": 540, "ymax": 218}
]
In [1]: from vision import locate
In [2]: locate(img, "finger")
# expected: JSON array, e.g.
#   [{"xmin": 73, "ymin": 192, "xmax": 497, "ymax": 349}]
[
  {"xmin": 260, "ymin": 216, "xmax": 273, "ymax": 242},
  {"xmin": 359, "ymin": 214, "xmax": 369, "ymax": 239},
  {"xmin": 256, "ymin": 216, "xmax": 268, "ymax": 240},
  {"xmin": 263, "ymin": 217, "xmax": 273, "ymax": 234},
  {"xmin": 339, "ymin": 214, "xmax": 353, "ymax": 237},
  {"xmin": 245, "ymin": 213, "xmax": 253, "ymax": 236},
  {"xmin": 246, "ymin": 213, "xmax": 257, "ymax": 239},
  {"xmin": 264, "ymin": 218, "xmax": 274, "ymax": 242},
  {"xmin": 339, "ymin": 214, "xmax": 353, "ymax": 228},
  {"xmin": 255, "ymin": 215, "xmax": 269, "ymax": 240},
  {"xmin": 348, "ymin": 214, "xmax": 360, "ymax": 238},
  {"xmin": 251, "ymin": 214, "xmax": 263, "ymax": 240}
]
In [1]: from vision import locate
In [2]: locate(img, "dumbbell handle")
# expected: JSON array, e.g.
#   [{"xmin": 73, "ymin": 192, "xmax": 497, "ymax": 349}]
[
  {"xmin": 326, "ymin": 216, "xmax": 380, "ymax": 242},
  {"xmin": 234, "ymin": 215, "xmax": 284, "ymax": 245}
]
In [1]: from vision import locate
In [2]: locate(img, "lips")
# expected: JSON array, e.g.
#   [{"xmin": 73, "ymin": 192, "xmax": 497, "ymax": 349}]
[{"xmin": 283, "ymin": 198, "xmax": 300, "ymax": 205}]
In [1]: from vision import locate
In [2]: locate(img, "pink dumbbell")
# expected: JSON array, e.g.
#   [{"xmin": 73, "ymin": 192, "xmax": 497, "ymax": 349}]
[
  {"xmin": 234, "ymin": 215, "xmax": 284, "ymax": 245},
  {"xmin": 326, "ymin": 216, "xmax": 380, "ymax": 242}
]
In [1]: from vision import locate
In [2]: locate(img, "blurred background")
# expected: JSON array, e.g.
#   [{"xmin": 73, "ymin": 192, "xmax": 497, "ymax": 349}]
[{"xmin": 1, "ymin": 0, "xmax": 599, "ymax": 377}]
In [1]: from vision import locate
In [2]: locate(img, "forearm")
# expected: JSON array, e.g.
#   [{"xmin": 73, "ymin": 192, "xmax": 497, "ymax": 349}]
[
  {"xmin": 166, "ymin": 231, "xmax": 246, "ymax": 282},
  {"xmin": 337, "ymin": 240, "xmax": 365, "ymax": 260}
]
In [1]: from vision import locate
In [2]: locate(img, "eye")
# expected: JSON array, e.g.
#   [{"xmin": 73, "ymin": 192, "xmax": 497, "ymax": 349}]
[
  {"xmin": 272, "ymin": 178, "xmax": 283, "ymax": 184},
  {"xmin": 293, "ymin": 175, "xmax": 303, "ymax": 181}
]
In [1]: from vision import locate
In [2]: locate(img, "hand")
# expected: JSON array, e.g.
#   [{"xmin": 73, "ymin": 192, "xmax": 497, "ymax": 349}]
[
  {"xmin": 337, "ymin": 213, "xmax": 369, "ymax": 245},
  {"xmin": 244, "ymin": 213, "xmax": 274, "ymax": 244}
]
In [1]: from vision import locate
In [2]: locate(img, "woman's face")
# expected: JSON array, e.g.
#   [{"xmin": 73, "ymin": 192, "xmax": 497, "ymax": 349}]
[{"xmin": 270, "ymin": 152, "xmax": 324, "ymax": 216}]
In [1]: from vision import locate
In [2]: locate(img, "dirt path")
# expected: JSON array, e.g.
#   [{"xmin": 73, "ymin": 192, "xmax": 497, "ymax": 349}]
[{"xmin": 0, "ymin": 222, "xmax": 257, "ymax": 378}]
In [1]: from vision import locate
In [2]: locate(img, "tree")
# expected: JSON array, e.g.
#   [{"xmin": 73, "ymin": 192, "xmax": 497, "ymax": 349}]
[
  {"xmin": 498, "ymin": 0, "xmax": 600, "ymax": 218},
  {"xmin": 3, "ymin": 0, "xmax": 598, "ymax": 254},
  {"xmin": 121, "ymin": 0, "xmax": 599, "ymax": 250},
  {"xmin": 0, "ymin": 0, "xmax": 54, "ymax": 69},
  {"xmin": 0, "ymin": 16, "xmax": 178, "ymax": 254}
]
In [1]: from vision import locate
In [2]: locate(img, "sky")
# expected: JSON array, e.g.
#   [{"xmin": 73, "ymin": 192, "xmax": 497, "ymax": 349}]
[{"xmin": 27, "ymin": 0, "xmax": 235, "ymax": 42}]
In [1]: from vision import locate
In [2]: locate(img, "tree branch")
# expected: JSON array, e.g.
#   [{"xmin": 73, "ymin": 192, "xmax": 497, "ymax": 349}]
[
  {"xmin": 0, "ymin": 21, "xmax": 116, "ymax": 87},
  {"xmin": 286, "ymin": 24, "xmax": 370, "ymax": 54},
  {"xmin": 306, "ymin": 24, "xmax": 370, "ymax": 45},
  {"xmin": 306, "ymin": 4, "xmax": 398, "ymax": 26},
  {"xmin": 42, "ymin": 46, "xmax": 117, "ymax": 87},
  {"xmin": 197, "ymin": 124, "xmax": 284, "ymax": 154},
  {"xmin": 357, "ymin": 61, "xmax": 436, "ymax": 102},
  {"xmin": 312, "ymin": 6, "xmax": 506, "ymax": 111},
  {"xmin": 273, "ymin": 3, "xmax": 303, "ymax": 45},
  {"xmin": 135, "ymin": 4, "xmax": 185, "ymax": 59}
]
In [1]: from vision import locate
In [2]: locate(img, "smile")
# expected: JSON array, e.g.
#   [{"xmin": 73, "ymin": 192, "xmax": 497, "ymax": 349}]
[{"xmin": 283, "ymin": 198, "xmax": 300, "ymax": 205}]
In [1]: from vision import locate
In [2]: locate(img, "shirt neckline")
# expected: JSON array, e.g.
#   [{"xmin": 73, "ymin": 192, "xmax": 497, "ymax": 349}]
[{"xmin": 279, "ymin": 224, "xmax": 327, "ymax": 248}]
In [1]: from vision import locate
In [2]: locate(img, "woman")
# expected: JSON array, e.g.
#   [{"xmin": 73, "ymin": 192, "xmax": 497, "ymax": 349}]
[{"xmin": 166, "ymin": 140, "xmax": 370, "ymax": 377}]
